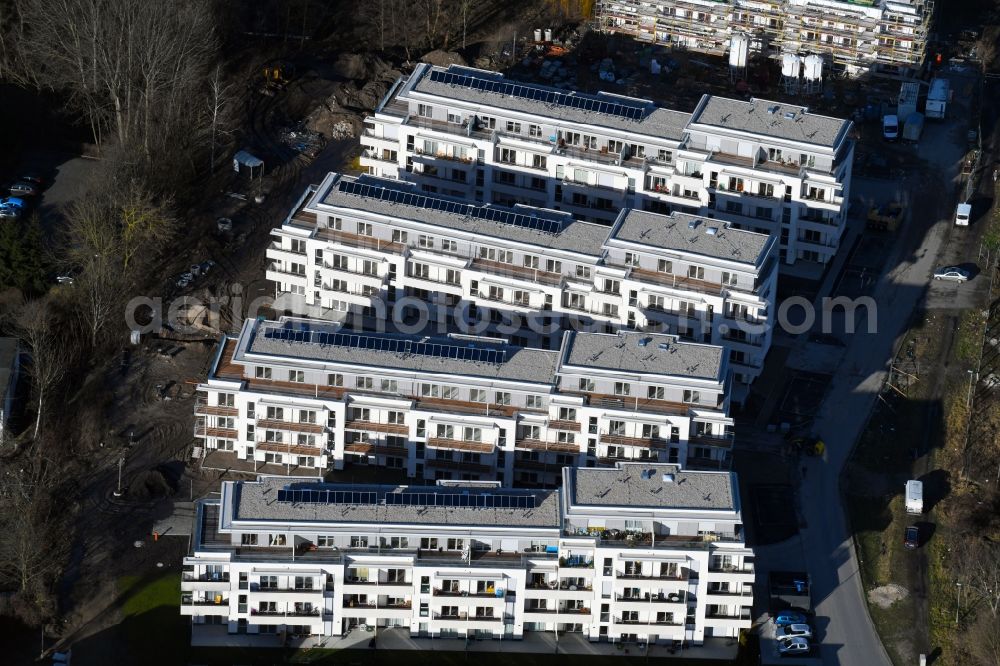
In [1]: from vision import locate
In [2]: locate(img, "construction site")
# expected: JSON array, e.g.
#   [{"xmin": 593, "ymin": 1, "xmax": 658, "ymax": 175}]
[{"xmin": 594, "ymin": 0, "xmax": 935, "ymax": 78}]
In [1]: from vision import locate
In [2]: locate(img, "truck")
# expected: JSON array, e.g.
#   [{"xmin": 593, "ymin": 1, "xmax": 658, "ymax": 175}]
[
  {"xmin": 897, "ymin": 81, "xmax": 920, "ymax": 120},
  {"xmin": 905, "ymin": 480, "xmax": 923, "ymax": 514},
  {"xmin": 926, "ymin": 78, "xmax": 950, "ymax": 119},
  {"xmin": 902, "ymin": 112, "xmax": 924, "ymax": 142}
]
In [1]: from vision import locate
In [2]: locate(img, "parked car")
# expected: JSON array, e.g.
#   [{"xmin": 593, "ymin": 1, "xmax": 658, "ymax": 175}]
[
  {"xmin": 1, "ymin": 196, "xmax": 27, "ymax": 209},
  {"xmin": 779, "ymin": 623, "xmax": 813, "ymax": 640},
  {"xmin": 882, "ymin": 114, "xmax": 900, "ymax": 141},
  {"xmin": 8, "ymin": 181, "xmax": 39, "ymax": 197},
  {"xmin": 777, "ymin": 636, "xmax": 811, "ymax": 655},
  {"xmin": 932, "ymin": 266, "xmax": 970, "ymax": 282},
  {"xmin": 19, "ymin": 173, "xmax": 47, "ymax": 188},
  {"xmin": 955, "ymin": 202, "xmax": 972, "ymax": 226},
  {"xmin": 0, "ymin": 205, "xmax": 21, "ymax": 220},
  {"xmin": 774, "ymin": 610, "xmax": 808, "ymax": 626},
  {"xmin": 55, "ymin": 275, "xmax": 76, "ymax": 285},
  {"xmin": 904, "ymin": 525, "xmax": 920, "ymax": 550}
]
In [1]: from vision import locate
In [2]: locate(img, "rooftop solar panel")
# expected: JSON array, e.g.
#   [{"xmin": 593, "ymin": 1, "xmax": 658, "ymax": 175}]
[{"xmin": 427, "ymin": 69, "xmax": 647, "ymax": 121}]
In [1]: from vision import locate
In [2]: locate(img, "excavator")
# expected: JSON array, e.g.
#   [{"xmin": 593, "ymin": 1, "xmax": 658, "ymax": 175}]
[{"xmin": 786, "ymin": 434, "xmax": 825, "ymax": 457}]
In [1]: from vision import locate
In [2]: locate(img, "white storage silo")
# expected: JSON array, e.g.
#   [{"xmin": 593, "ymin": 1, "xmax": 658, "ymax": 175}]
[
  {"xmin": 803, "ymin": 54, "xmax": 823, "ymax": 94},
  {"xmin": 781, "ymin": 53, "xmax": 802, "ymax": 93}
]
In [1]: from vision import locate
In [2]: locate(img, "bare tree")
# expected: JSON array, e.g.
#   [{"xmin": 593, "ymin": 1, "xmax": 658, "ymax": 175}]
[
  {"xmin": 15, "ymin": 299, "xmax": 70, "ymax": 439},
  {"xmin": 967, "ymin": 610, "xmax": 1000, "ymax": 666},
  {"xmin": 206, "ymin": 64, "xmax": 237, "ymax": 173},
  {"xmin": 957, "ymin": 539, "xmax": 1000, "ymax": 618}
]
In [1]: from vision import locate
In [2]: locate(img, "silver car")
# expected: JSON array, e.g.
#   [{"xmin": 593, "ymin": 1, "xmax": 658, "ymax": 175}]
[
  {"xmin": 778, "ymin": 636, "xmax": 811, "ymax": 655},
  {"xmin": 933, "ymin": 266, "xmax": 970, "ymax": 282},
  {"xmin": 779, "ymin": 623, "xmax": 813, "ymax": 640}
]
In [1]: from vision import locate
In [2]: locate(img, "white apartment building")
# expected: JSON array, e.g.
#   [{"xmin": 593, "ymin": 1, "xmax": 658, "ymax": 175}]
[
  {"xmin": 182, "ymin": 463, "xmax": 754, "ymax": 647},
  {"xmin": 597, "ymin": 0, "xmax": 933, "ymax": 77},
  {"xmin": 195, "ymin": 317, "xmax": 736, "ymax": 483},
  {"xmin": 359, "ymin": 63, "xmax": 853, "ymax": 265},
  {"xmin": 266, "ymin": 172, "xmax": 777, "ymax": 387}
]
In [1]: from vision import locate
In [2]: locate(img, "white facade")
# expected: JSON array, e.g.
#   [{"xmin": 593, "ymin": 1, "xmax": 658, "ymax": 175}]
[
  {"xmin": 182, "ymin": 464, "xmax": 754, "ymax": 646},
  {"xmin": 195, "ymin": 318, "xmax": 736, "ymax": 482},
  {"xmin": 266, "ymin": 172, "xmax": 777, "ymax": 387},
  {"xmin": 597, "ymin": 0, "xmax": 933, "ymax": 76},
  {"xmin": 360, "ymin": 64, "xmax": 853, "ymax": 266}
]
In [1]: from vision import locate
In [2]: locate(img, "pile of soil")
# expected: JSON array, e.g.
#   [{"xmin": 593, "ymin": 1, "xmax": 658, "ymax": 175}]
[
  {"xmin": 868, "ymin": 583, "xmax": 909, "ymax": 609},
  {"xmin": 127, "ymin": 464, "xmax": 180, "ymax": 500}
]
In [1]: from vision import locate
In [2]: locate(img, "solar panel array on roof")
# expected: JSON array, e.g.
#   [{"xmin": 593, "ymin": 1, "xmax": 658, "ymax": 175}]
[
  {"xmin": 428, "ymin": 68, "xmax": 648, "ymax": 121},
  {"xmin": 262, "ymin": 327, "xmax": 508, "ymax": 365},
  {"xmin": 384, "ymin": 492, "xmax": 535, "ymax": 509},
  {"xmin": 337, "ymin": 179, "xmax": 564, "ymax": 234},
  {"xmin": 277, "ymin": 489, "xmax": 378, "ymax": 504}
]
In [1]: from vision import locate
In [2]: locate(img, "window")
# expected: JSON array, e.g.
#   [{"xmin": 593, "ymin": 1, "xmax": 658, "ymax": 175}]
[
  {"xmin": 545, "ymin": 259, "xmax": 562, "ymax": 273},
  {"xmin": 241, "ymin": 533, "xmax": 258, "ymax": 545},
  {"xmin": 288, "ymin": 370, "xmax": 305, "ymax": 383},
  {"xmin": 418, "ymin": 234, "xmax": 434, "ymax": 249},
  {"xmin": 470, "ymin": 389, "xmax": 486, "ymax": 403},
  {"xmin": 381, "ymin": 379, "xmax": 398, "ymax": 393},
  {"xmin": 657, "ymin": 149, "xmax": 672, "ymax": 163},
  {"xmin": 392, "ymin": 229, "xmax": 408, "ymax": 244},
  {"xmin": 648, "ymin": 295, "xmax": 664, "ymax": 311},
  {"xmin": 266, "ymin": 406, "xmax": 284, "ymax": 420},
  {"xmin": 557, "ymin": 432, "xmax": 575, "ymax": 444},
  {"xmin": 447, "ymin": 112, "xmax": 462, "ymax": 124},
  {"xmin": 683, "ymin": 390, "xmax": 701, "ymax": 404},
  {"xmin": 463, "ymin": 427, "xmax": 482, "ymax": 442},
  {"xmin": 362, "ymin": 259, "xmax": 378, "ymax": 276},
  {"xmin": 647, "ymin": 386, "xmax": 665, "ymax": 400},
  {"xmin": 356, "ymin": 376, "xmax": 374, "ymax": 390},
  {"xmin": 357, "ymin": 222, "xmax": 373, "ymax": 237},
  {"xmin": 602, "ymin": 279, "xmax": 620, "ymax": 295},
  {"xmin": 529, "ymin": 124, "xmax": 542, "ymax": 137},
  {"xmin": 350, "ymin": 536, "xmax": 368, "ymax": 548},
  {"xmin": 576, "ymin": 265, "xmax": 591, "ymax": 279},
  {"xmin": 578, "ymin": 378, "xmax": 595, "ymax": 392},
  {"xmin": 440, "ymin": 239, "xmax": 457, "ymax": 253},
  {"xmin": 721, "ymin": 272, "xmax": 738, "ymax": 286},
  {"xmin": 523, "ymin": 254, "xmax": 539, "ymax": 269},
  {"xmin": 558, "ymin": 407, "xmax": 577, "ymax": 420},
  {"xmin": 255, "ymin": 367, "xmax": 272, "ymax": 379},
  {"xmin": 499, "ymin": 148, "xmax": 517, "ymax": 164},
  {"xmin": 657, "ymin": 259, "xmax": 673, "ymax": 274},
  {"xmin": 526, "ymin": 395, "xmax": 542, "ymax": 409},
  {"xmin": 416, "ymin": 419, "xmax": 426, "ymax": 437},
  {"xmin": 328, "ymin": 373, "xmax": 343, "ymax": 387},
  {"xmin": 505, "ymin": 121, "xmax": 521, "ymax": 133},
  {"xmin": 298, "ymin": 410, "xmax": 317, "ymax": 424},
  {"xmin": 259, "ymin": 575, "xmax": 278, "ymax": 590},
  {"xmin": 624, "ymin": 252, "xmax": 639, "ymax": 266},
  {"xmin": 420, "ymin": 537, "xmax": 438, "ymax": 549},
  {"xmin": 495, "ymin": 391, "xmax": 511, "ymax": 405},
  {"xmin": 531, "ymin": 154, "xmax": 547, "ymax": 170},
  {"xmin": 614, "ymin": 382, "xmax": 631, "ymax": 396},
  {"xmin": 437, "ymin": 424, "xmax": 454, "ymax": 439},
  {"xmin": 687, "ymin": 265, "xmax": 705, "ymax": 280},
  {"xmin": 417, "ymin": 103, "xmax": 433, "ymax": 117},
  {"xmin": 317, "ymin": 535, "xmax": 335, "ymax": 547}
]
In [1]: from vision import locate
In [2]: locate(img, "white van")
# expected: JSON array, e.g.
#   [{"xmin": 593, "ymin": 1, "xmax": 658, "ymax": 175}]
[
  {"xmin": 955, "ymin": 202, "xmax": 971, "ymax": 226},
  {"xmin": 905, "ymin": 480, "xmax": 923, "ymax": 515},
  {"xmin": 882, "ymin": 114, "xmax": 899, "ymax": 141}
]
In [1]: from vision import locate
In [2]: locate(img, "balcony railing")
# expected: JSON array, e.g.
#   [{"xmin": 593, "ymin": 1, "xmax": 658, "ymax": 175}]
[
  {"xmin": 194, "ymin": 398, "xmax": 238, "ymax": 417},
  {"xmin": 182, "ymin": 573, "xmax": 230, "ymax": 582},
  {"xmin": 426, "ymin": 437, "xmax": 493, "ymax": 453}
]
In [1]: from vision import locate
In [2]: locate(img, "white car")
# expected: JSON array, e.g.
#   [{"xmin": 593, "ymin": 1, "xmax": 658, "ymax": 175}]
[
  {"xmin": 882, "ymin": 114, "xmax": 899, "ymax": 141},
  {"xmin": 779, "ymin": 623, "xmax": 813, "ymax": 640},
  {"xmin": 777, "ymin": 636, "xmax": 811, "ymax": 655},
  {"xmin": 933, "ymin": 266, "xmax": 970, "ymax": 282}
]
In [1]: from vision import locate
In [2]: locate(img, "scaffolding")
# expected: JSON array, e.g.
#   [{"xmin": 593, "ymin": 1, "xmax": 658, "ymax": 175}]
[{"xmin": 594, "ymin": 0, "xmax": 935, "ymax": 76}]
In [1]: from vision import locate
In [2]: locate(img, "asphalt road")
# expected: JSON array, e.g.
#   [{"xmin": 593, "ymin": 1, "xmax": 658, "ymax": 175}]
[{"xmin": 780, "ymin": 68, "xmax": 996, "ymax": 666}]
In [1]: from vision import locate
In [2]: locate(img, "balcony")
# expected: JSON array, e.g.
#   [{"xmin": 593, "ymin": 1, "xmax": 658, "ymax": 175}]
[
  {"xmin": 433, "ymin": 613, "xmax": 503, "ymax": 622},
  {"xmin": 255, "ymin": 441, "xmax": 325, "ymax": 456},
  {"xmin": 547, "ymin": 419, "xmax": 581, "ymax": 432},
  {"xmin": 562, "ymin": 390, "xmax": 693, "ymax": 417},
  {"xmin": 622, "ymin": 266, "xmax": 727, "ymax": 297},
  {"xmin": 193, "ymin": 424, "xmax": 238, "ymax": 439},
  {"xmin": 343, "ymin": 442, "xmax": 407, "ymax": 456},
  {"xmin": 514, "ymin": 439, "xmax": 580, "ymax": 454},
  {"xmin": 707, "ymin": 588, "xmax": 753, "ymax": 598},
  {"xmin": 601, "ymin": 432, "xmax": 669, "ymax": 450},
  {"xmin": 251, "ymin": 608, "xmax": 324, "ymax": 618},
  {"xmin": 688, "ymin": 433, "xmax": 735, "ymax": 449},
  {"xmin": 194, "ymin": 398, "xmax": 238, "ymax": 417},
  {"xmin": 708, "ymin": 562, "xmax": 755, "ymax": 574},
  {"xmin": 361, "ymin": 149, "xmax": 398, "ymax": 164},
  {"xmin": 344, "ymin": 419, "xmax": 408, "ymax": 435},
  {"xmin": 426, "ymin": 437, "xmax": 494, "ymax": 454},
  {"xmin": 250, "ymin": 586, "xmax": 323, "ymax": 594},
  {"xmin": 425, "ymin": 457, "xmax": 493, "ymax": 473},
  {"xmin": 308, "ymin": 227, "xmax": 405, "ymax": 254},
  {"xmin": 267, "ymin": 240, "xmax": 306, "ymax": 255},
  {"xmin": 469, "ymin": 257, "xmax": 564, "ymax": 287},
  {"xmin": 616, "ymin": 593, "xmax": 686, "ymax": 604},
  {"xmin": 614, "ymin": 617, "xmax": 682, "ymax": 626},
  {"xmin": 433, "ymin": 589, "xmax": 504, "ymax": 598},
  {"xmin": 256, "ymin": 418, "xmax": 325, "ymax": 434}
]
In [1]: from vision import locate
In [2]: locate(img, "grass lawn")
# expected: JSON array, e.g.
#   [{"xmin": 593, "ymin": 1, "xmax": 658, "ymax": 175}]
[
  {"xmin": 189, "ymin": 647, "xmax": 735, "ymax": 666},
  {"xmin": 117, "ymin": 571, "xmax": 190, "ymax": 665}
]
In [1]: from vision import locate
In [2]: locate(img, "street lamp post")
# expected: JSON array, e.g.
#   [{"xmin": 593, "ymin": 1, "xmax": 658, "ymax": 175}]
[
  {"xmin": 966, "ymin": 370, "xmax": 976, "ymax": 408},
  {"xmin": 113, "ymin": 457, "xmax": 125, "ymax": 497},
  {"xmin": 955, "ymin": 582, "xmax": 963, "ymax": 625}
]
